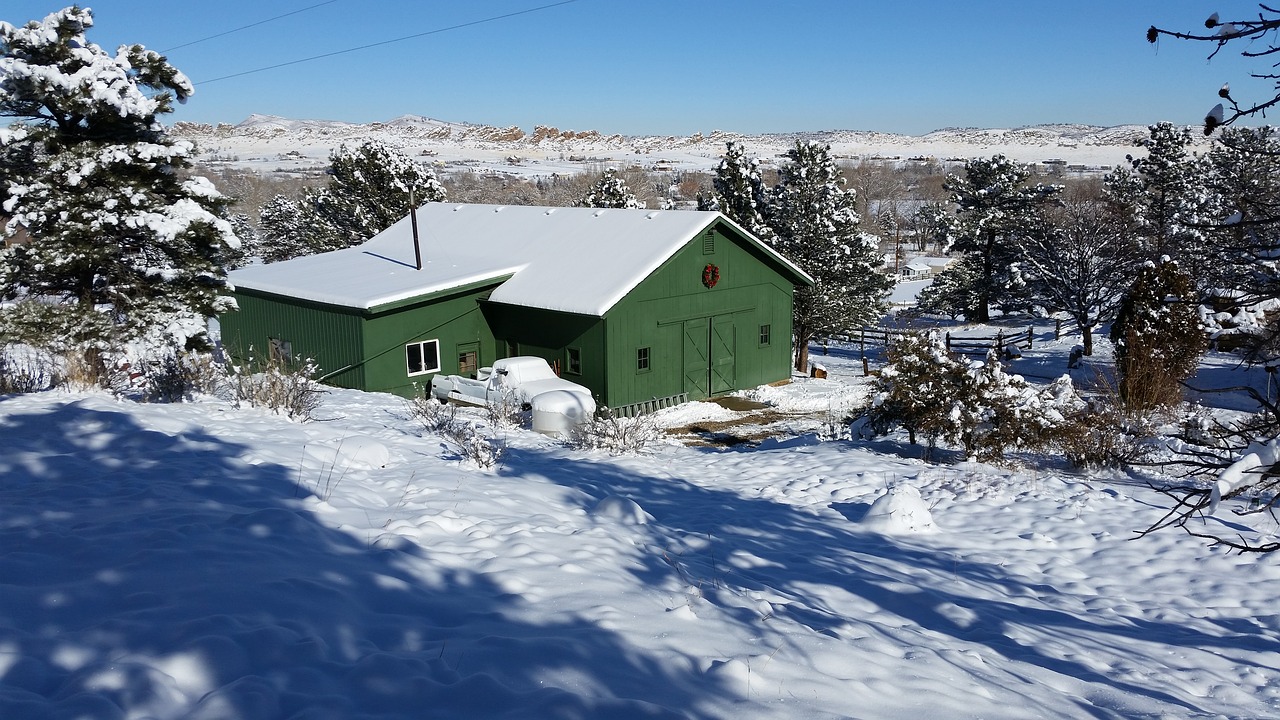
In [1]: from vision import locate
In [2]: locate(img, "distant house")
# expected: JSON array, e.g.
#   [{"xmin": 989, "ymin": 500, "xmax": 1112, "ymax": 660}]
[
  {"xmin": 900, "ymin": 260, "xmax": 933, "ymax": 279},
  {"xmin": 898, "ymin": 256, "xmax": 954, "ymax": 280},
  {"xmin": 220, "ymin": 203, "xmax": 813, "ymax": 413}
]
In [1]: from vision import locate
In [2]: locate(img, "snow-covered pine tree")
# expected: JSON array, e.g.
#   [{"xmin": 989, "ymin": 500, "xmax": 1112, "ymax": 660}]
[
  {"xmin": 0, "ymin": 7, "xmax": 238, "ymax": 351},
  {"xmin": 258, "ymin": 141, "xmax": 447, "ymax": 262},
  {"xmin": 258, "ymin": 194, "xmax": 315, "ymax": 264},
  {"xmin": 767, "ymin": 141, "xmax": 891, "ymax": 372},
  {"xmin": 1110, "ymin": 257, "xmax": 1205, "ymax": 412},
  {"xmin": 915, "ymin": 253, "xmax": 985, "ymax": 319},
  {"xmin": 864, "ymin": 330, "xmax": 967, "ymax": 451},
  {"xmin": 1107, "ymin": 123, "xmax": 1210, "ymax": 284},
  {"xmin": 297, "ymin": 140, "xmax": 446, "ymax": 254},
  {"xmin": 577, "ymin": 168, "xmax": 644, "ymax": 209},
  {"xmin": 866, "ymin": 330, "xmax": 1083, "ymax": 462},
  {"xmin": 702, "ymin": 141, "xmax": 772, "ymax": 240},
  {"xmin": 1198, "ymin": 126, "xmax": 1280, "ymax": 354},
  {"xmin": 943, "ymin": 155, "xmax": 1060, "ymax": 322},
  {"xmin": 224, "ymin": 213, "xmax": 258, "ymax": 270}
]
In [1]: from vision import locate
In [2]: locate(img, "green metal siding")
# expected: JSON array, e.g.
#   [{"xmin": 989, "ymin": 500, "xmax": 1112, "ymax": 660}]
[
  {"xmin": 220, "ymin": 284, "xmax": 498, "ymax": 399},
  {"xmin": 219, "ymin": 290, "xmax": 367, "ymax": 389},
  {"xmin": 480, "ymin": 302, "xmax": 607, "ymax": 401},
  {"xmin": 362, "ymin": 286, "xmax": 496, "ymax": 397},
  {"xmin": 603, "ymin": 222, "xmax": 796, "ymax": 407}
]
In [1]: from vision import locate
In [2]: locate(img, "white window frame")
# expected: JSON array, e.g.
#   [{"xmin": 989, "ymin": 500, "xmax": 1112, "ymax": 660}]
[{"xmin": 406, "ymin": 339, "xmax": 441, "ymax": 376}]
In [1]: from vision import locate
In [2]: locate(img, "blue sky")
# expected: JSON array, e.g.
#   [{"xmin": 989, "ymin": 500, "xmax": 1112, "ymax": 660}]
[{"xmin": 3, "ymin": 1, "xmax": 1270, "ymax": 135}]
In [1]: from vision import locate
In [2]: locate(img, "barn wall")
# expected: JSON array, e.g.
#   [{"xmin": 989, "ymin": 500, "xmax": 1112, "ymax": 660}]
[
  {"xmin": 362, "ymin": 285, "xmax": 498, "ymax": 398},
  {"xmin": 219, "ymin": 291, "xmax": 367, "ymax": 389},
  {"xmin": 604, "ymin": 222, "xmax": 797, "ymax": 407}
]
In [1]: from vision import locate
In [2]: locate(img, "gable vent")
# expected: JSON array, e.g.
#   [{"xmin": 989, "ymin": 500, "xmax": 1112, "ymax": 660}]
[{"xmin": 702, "ymin": 231, "xmax": 715, "ymax": 254}]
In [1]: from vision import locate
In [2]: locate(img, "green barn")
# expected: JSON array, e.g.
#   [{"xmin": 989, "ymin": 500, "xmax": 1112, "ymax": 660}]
[{"xmin": 220, "ymin": 203, "xmax": 812, "ymax": 414}]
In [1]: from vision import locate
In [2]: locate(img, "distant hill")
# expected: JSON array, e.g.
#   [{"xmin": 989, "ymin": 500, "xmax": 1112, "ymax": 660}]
[{"xmin": 172, "ymin": 114, "xmax": 1194, "ymax": 178}]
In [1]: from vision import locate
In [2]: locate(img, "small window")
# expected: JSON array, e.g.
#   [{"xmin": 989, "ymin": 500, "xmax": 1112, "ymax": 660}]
[
  {"xmin": 566, "ymin": 347, "xmax": 582, "ymax": 375},
  {"xmin": 458, "ymin": 350, "xmax": 478, "ymax": 378},
  {"xmin": 637, "ymin": 347, "xmax": 651, "ymax": 372},
  {"xmin": 268, "ymin": 337, "xmax": 293, "ymax": 364},
  {"xmin": 406, "ymin": 339, "xmax": 441, "ymax": 376},
  {"xmin": 759, "ymin": 324, "xmax": 772, "ymax": 347}
]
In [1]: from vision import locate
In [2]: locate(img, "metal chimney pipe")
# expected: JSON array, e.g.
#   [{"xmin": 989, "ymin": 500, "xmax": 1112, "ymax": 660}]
[{"xmin": 410, "ymin": 188, "xmax": 422, "ymax": 270}]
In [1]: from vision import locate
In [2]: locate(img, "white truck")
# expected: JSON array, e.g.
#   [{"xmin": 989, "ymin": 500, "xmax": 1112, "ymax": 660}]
[{"xmin": 429, "ymin": 356, "xmax": 596, "ymax": 434}]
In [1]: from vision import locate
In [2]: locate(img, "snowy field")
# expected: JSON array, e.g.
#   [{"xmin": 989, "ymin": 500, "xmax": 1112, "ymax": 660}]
[{"xmin": 3, "ymin": 333, "xmax": 1280, "ymax": 719}]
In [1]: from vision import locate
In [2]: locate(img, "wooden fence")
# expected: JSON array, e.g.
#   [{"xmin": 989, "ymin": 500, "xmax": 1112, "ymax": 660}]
[
  {"xmin": 830, "ymin": 326, "xmax": 1036, "ymax": 357},
  {"xmin": 943, "ymin": 328, "xmax": 1034, "ymax": 357}
]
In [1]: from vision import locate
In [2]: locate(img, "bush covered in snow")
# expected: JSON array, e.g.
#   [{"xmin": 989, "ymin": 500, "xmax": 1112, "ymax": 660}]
[
  {"xmin": 405, "ymin": 389, "xmax": 504, "ymax": 468},
  {"xmin": 407, "ymin": 390, "xmax": 458, "ymax": 433},
  {"xmin": 569, "ymin": 407, "xmax": 664, "ymax": 455},
  {"xmin": 227, "ymin": 350, "xmax": 324, "ymax": 421},
  {"xmin": 442, "ymin": 421, "xmax": 505, "ymax": 469},
  {"xmin": 142, "ymin": 350, "xmax": 227, "ymax": 403},
  {"xmin": 0, "ymin": 344, "xmax": 60, "ymax": 394},
  {"xmin": 1110, "ymin": 257, "xmax": 1205, "ymax": 414},
  {"xmin": 863, "ymin": 330, "xmax": 1085, "ymax": 462}
]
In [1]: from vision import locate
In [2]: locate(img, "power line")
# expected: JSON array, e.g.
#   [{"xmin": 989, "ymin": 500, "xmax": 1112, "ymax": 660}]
[
  {"xmin": 197, "ymin": 0, "xmax": 579, "ymax": 85},
  {"xmin": 161, "ymin": 1, "xmax": 343, "ymax": 53}
]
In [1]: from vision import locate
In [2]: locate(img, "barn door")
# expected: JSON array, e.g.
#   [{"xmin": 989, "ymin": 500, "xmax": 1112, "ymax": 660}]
[
  {"xmin": 682, "ymin": 317, "xmax": 710, "ymax": 397},
  {"xmin": 710, "ymin": 317, "xmax": 736, "ymax": 394}
]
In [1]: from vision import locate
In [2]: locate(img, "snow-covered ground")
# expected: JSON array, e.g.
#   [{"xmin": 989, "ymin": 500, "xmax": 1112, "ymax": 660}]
[{"xmin": 3, "ymin": 332, "xmax": 1279, "ymax": 719}]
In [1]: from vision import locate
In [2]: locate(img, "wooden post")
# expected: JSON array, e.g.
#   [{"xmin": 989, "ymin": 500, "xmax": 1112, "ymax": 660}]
[
  {"xmin": 1055, "ymin": 318, "xmax": 1061, "ymax": 340},
  {"xmin": 862, "ymin": 356, "xmax": 870, "ymax": 376},
  {"xmin": 946, "ymin": 332, "xmax": 952, "ymax": 352},
  {"xmin": 1026, "ymin": 326, "xmax": 1033, "ymax": 348},
  {"xmin": 996, "ymin": 330, "xmax": 1003, "ymax": 355}
]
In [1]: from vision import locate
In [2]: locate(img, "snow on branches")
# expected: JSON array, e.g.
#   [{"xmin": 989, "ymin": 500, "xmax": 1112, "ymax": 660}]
[
  {"xmin": 0, "ymin": 7, "xmax": 235, "ymax": 351},
  {"xmin": 863, "ymin": 330, "xmax": 1083, "ymax": 463}
]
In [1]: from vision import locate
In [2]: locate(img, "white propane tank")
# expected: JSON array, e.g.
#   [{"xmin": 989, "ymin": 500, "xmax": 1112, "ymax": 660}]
[{"xmin": 531, "ymin": 390, "xmax": 596, "ymax": 436}]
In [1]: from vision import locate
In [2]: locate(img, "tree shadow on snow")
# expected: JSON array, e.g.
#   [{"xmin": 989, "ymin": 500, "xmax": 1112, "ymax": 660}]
[
  {"xmin": 0, "ymin": 399, "xmax": 718, "ymax": 719},
  {"xmin": 501, "ymin": 444, "xmax": 1280, "ymax": 718}
]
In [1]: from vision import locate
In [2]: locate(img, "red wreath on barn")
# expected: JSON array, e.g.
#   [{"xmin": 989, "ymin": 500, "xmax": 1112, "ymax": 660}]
[{"xmin": 702, "ymin": 263, "xmax": 720, "ymax": 288}]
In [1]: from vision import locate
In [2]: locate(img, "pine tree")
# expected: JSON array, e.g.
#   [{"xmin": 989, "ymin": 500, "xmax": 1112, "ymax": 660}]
[
  {"xmin": 1109, "ymin": 123, "xmax": 1209, "ymax": 280},
  {"xmin": 767, "ymin": 141, "xmax": 891, "ymax": 372},
  {"xmin": 867, "ymin": 330, "xmax": 1082, "ymax": 462},
  {"xmin": 313, "ymin": 140, "xmax": 446, "ymax": 247},
  {"xmin": 578, "ymin": 168, "xmax": 643, "ymax": 209},
  {"xmin": 224, "ymin": 213, "xmax": 258, "ymax": 269},
  {"xmin": 1199, "ymin": 126, "xmax": 1280, "ymax": 324},
  {"xmin": 258, "ymin": 194, "xmax": 314, "ymax": 263},
  {"xmin": 1110, "ymin": 258, "xmax": 1205, "ymax": 412},
  {"xmin": 702, "ymin": 141, "xmax": 772, "ymax": 240},
  {"xmin": 256, "ymin": 142, "xmax": 446, "ymax": 261},
  {"xmin": 0, "ymin": 7, "xmax": 238, "ymax": 351},
  {"xmin": 915, "ymin": 253, "xmax": 985, "ymax": 319},
  {"xmin": 943, "ymin": 155, "xmax": 1060, "ymax": 322},
  {"xmin": 865, "ymin": 330, "xmax": 967, "ymax": 450}
]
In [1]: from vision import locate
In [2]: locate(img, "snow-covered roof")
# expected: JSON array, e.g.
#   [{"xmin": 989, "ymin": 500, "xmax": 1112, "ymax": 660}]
[{"xmin": 230, "ymin": 203, "xmax": 811, "ymax": 316}]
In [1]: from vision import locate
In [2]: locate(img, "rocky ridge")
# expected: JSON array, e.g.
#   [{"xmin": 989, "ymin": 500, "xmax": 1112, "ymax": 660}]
[{"xmin": 172, "ymin": 114, "xmax": 1199, "ymax": 175}]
